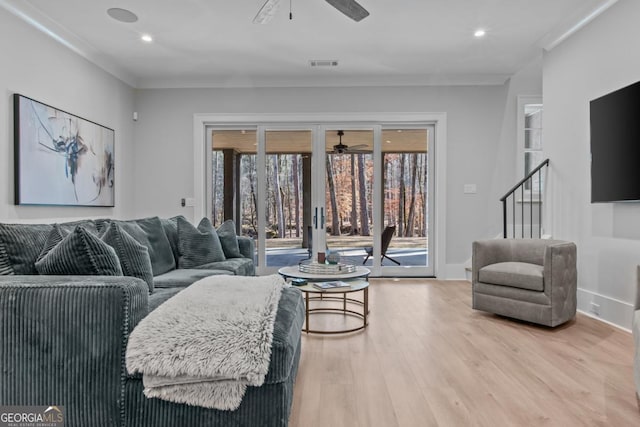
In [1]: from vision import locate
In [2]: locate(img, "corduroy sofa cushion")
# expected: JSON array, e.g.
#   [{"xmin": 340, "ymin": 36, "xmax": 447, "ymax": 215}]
[
  {"xmin": 102, "ymin": 222, "xmax": 154, "ymax": 293},
  {"xmin": 35, "ymin": 226, "xmax": 123, "ymax": 276},
  {"xmin": 98, "ymin": 217, "xmax": 176, "ymax": 276},
  {"xmin": 0, "ymin": 222, "xmax": 53, "ymax": 275},
  {"xmin": 196, "ymin": 258, "xmax": 255, "ymax": 276},
  {"xmin": 216, "ymin": 220, "xmax": 242, "ymax": 258},
  {"xmin": 177, "ymin": 217, "xmax": 226, "ymax": 268},
  {"xmin": 159, "ymin": 216, "xmax": 184, "ymax": 266},
  {"xmin": 152, "ymin": 268, "xmax": 230, "ymax": 289}
]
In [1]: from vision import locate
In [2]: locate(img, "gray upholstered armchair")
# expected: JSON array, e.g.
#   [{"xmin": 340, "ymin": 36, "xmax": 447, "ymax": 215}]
[{"xmin": 472, "ymin": 239, "xmax": 577, "ymax": 327}]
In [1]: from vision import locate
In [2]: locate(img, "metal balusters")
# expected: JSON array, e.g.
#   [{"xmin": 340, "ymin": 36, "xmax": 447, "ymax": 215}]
[{"xmin": 500, "ymin": 159, "xmax": 549, "ymax": 239}]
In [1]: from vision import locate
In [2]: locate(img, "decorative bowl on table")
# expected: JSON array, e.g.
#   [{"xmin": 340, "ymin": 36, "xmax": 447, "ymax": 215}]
[{"xmin": 298, "ymin": 260, "xmax": 356, "ymax": 274}]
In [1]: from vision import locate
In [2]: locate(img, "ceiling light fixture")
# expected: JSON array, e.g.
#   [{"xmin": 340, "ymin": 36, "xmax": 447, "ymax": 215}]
[
  {"xmin": 107, "ymin": 8, "xmax": 138, "ymax": 23},
  {"xmin": 474, "ymin": 29, "xmax": 486, "ymax": 38},
  {"xmin": 253, "ymin": 0, "xmax": 281, "ymax": 24},
  {"xmin": 141, "ymin": 34, "xmax": 153, "ymax": 43}
]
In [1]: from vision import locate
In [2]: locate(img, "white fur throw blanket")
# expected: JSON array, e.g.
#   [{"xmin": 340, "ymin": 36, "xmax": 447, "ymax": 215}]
[{"xmin": 126, "ymin": 274, "xmax": 288, "ymax": 410}]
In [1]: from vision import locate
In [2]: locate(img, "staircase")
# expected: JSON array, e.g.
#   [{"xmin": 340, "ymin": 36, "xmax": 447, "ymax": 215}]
[
  {"xmin": 465, "ymin": 158, "xmax": 550, "ymax": 280},
  {"xmin": 500, "ymin": 159, "xmax": 549, "ymax": 239}
]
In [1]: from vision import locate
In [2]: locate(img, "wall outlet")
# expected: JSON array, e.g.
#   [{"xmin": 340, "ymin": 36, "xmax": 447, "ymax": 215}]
[{"xmin": 590, "ymin": 302, "xmax": 600, "ymax": 316}]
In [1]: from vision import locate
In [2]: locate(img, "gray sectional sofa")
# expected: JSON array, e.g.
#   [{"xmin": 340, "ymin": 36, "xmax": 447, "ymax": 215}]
[{"xmin": 0, "ymin": 216, "xmax": 305, "ymax": 427}]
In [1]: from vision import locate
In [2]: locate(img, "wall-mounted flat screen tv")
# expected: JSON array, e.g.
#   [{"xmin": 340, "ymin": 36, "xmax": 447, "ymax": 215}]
[{"xmin": 590, "ymin": 80, "xmax": 640, "ymax": 203}]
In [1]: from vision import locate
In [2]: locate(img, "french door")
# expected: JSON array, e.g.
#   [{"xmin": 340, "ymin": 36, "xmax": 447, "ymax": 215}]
[{"xmin": 209, "ymin": 122, "xmax": 435, "ymax": 277}]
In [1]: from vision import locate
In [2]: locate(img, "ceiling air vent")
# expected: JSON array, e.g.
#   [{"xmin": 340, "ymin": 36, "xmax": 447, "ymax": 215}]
[{"xmin": 309, "ymin": 60, "xmax": 339, "ymax": 67}]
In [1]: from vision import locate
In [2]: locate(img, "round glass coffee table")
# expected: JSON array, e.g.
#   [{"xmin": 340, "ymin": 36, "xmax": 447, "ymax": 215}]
[{"xmin": 278, "ymin": 265, "xmax": 370, "ymax": 334}]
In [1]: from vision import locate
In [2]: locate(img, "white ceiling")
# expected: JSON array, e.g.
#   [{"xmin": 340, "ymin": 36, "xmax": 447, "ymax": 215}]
[{"xmin": 1, "ymin": 0, "xmax": 617, "ymax": 89}]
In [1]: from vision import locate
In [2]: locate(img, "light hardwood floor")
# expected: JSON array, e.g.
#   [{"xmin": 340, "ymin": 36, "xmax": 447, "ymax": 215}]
[{"xmin": 289, "ymin": 279, "xmax": 639, "ymax": 427}]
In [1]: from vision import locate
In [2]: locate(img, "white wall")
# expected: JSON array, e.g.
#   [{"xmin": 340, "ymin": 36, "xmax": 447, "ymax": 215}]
[
  {"xmin": 0, "ymin": 7, "xmax": 136, "ymax": 223},
  {"xmin": 543, "ymin": 0, "xmax": 640, "ymax": 329},
  {"xmin": 134, "ymin": 68, "xmax": 540, "ymax": 274}
]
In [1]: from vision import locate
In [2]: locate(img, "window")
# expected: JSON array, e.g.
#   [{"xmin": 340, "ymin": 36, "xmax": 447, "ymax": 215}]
[{"xmin": 517, "ymin": 96, "xmax": 543, "ymax": 192}]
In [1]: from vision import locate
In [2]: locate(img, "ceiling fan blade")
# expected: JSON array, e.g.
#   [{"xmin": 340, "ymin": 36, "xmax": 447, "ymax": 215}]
[
  {"xmin": 253, "ymin": 0, "xmax": 281, "ymax": 24},
  {"xmin": 325, "ymin": 0, "xmax": 370, "ymax": 22},
  {"xmin": 348, "ymin": 144, "xmax": 369, "ymax": 150}
]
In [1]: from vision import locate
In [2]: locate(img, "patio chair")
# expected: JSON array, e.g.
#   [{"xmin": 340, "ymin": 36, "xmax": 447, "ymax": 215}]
[{"xmin": 363, "ymin": 225, "xmax": 400, "ymax": 265}]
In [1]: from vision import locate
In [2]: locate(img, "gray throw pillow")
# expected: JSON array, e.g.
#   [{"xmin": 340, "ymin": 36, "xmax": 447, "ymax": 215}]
[
  {"xmin": 97, "ymin": 217, "xmax": 175, "ymax": 276},
  {"xmin": 216, "ymin": 220, "xmax": 242, "ymax": 258},
  {"xmin": 0, "ymin": 223, "xmax": 53, "ymax": 275},
  {"xmin": 0, "ymin": 244, "xmax": 14, "ymax": 275},
  {"xmin": 177, "ymin": 216, "xmax": 226, "ymax": 268},
  {"xmin": 35, "ymin": 226, "xmax": 123, "ymax": 276},
  {"xmin": 36, "ymin": 224, "xmax": 69, "ymax": 262},
  {"xmin": 58, "ymin": 219, "xmax": 99, "ymax": 235},
  {"xmin": 160, "ymin": 216, "xmax": 185, "ymax": 266},
  {"xmin": 101, "ymin": 222, "xmax": 154, "ymax": 293}
]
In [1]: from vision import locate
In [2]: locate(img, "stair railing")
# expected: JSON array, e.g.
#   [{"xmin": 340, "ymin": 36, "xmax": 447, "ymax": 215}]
[{"xmin": 500, "ymin": 159, "xmax": 549, "ymax": 239}]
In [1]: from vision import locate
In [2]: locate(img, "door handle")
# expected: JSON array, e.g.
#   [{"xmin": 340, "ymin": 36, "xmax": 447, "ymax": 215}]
[
  {"xmin": 320, "ymin": 207, "xmax": 325, "ymax": 229},
  {"xmin": 314, "ymin": 207, "xmax": 318, "ymax": 229}
]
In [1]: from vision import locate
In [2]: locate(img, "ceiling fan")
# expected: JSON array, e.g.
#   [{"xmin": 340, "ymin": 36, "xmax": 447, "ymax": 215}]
[
  {"xmin": 331, "ymin": 130, "xmax": 369, "ymax": 154},
  {"xmin": 253, "ymin": 0, "xmax": 369, "ymax": 24}
]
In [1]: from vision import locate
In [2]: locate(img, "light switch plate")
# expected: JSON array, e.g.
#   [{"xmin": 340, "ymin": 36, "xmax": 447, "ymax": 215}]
[{"xmin": 464, "ymin": 184, "xmax": 477, "ymax": 194}]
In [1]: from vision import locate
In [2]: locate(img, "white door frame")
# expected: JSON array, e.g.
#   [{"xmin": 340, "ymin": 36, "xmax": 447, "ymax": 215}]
[{"xmin": 193, "ymin": 112, "xmax": 448, "ymax": 277}]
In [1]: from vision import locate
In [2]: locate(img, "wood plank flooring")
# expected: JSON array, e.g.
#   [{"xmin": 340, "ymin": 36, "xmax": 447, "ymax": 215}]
[{"xmin": 288, "ymin": 279, "xmax": 639, "ymax": 427}]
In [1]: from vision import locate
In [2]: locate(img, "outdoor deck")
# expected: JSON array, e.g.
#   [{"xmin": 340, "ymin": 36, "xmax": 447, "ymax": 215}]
[{"xmin": 262, "ymin": 236, "xmax": 428, "ymax": 267}]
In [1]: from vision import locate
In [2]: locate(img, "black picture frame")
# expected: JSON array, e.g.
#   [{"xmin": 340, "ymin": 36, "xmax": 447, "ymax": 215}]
[{"xmin": 14, "ymin": 94, "xmax": 115, "ymax": 207}]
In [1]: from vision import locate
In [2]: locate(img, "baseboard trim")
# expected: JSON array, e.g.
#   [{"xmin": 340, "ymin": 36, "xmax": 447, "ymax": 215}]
[
  {"xmin": 577, "ymin": 288, "xmax": 634, "ymax": 332},
  {"xmin": 577, "ymin": 309, "xmax": 631, "ymax": 333}
]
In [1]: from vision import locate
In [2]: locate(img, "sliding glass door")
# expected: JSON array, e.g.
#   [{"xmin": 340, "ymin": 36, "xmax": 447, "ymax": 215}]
[{"xmin": 209, "ymin": 123, "xmax": 434, "ymax": 277}]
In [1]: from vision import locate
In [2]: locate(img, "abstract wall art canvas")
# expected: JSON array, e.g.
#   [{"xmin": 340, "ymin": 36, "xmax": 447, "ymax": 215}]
[{"xmin": 14, "ymin": 94, "xmax": 115, "ymax": 207}]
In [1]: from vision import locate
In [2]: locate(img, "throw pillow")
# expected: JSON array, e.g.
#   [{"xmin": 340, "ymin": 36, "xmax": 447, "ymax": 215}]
[
  {"xmin": 0, "ymin": 243, "xmax": 14, "ymax": 275},
  {"xmin": 58, "ymin": 219, "xmax": 99, "ymax": 235},
  {"xmin": 101, "ymin": 222, "xmax": 154, "ymax": 293},
  {"xmin": 160, "ymin": 216, "xmax": 184, "ymax": 266},
  {"xmin": 216, "ymin": 219, "xmax": 242, "ymax": 258},
  {"xmin": 35, "ymin": 226, "xmax": 123, "ymax": 276},
  {"xmin": 96, "ymin": 216, "xmax": 176, "ymax": 276},
  {"xmin": 36, "ymin": 224, "xmax": 69, "ymax": 262},
  {"xmin": 0, "ymin": 223, "xmax": 53, "ymax": 274},
  {"xmin": 177, "ymin": 216, "xmax": 226, "ymax": 268}
]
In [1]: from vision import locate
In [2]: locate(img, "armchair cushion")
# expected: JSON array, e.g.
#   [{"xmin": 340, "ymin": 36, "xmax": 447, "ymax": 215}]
[{"xmin": 478, "ymin": 261, "xmax": 544, "ymax": 292}]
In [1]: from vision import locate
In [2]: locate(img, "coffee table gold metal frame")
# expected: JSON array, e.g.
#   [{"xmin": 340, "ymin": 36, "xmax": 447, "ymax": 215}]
[{"xmin": 278, "ymin": 266, "xmax": 370, "ymax": 334}]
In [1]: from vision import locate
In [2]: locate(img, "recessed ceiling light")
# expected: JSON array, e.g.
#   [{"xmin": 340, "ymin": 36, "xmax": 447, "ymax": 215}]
[
  {"xmin": 107, "ymin": 8, "xmax": 138, "ymax": 23},
  {"xmin": 141, "ymin": 34, "xmax": 153, "ymax": 43},
  {"xmin": 474, "ymin": 29, "xmax": 486, "ymax": 38}
]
